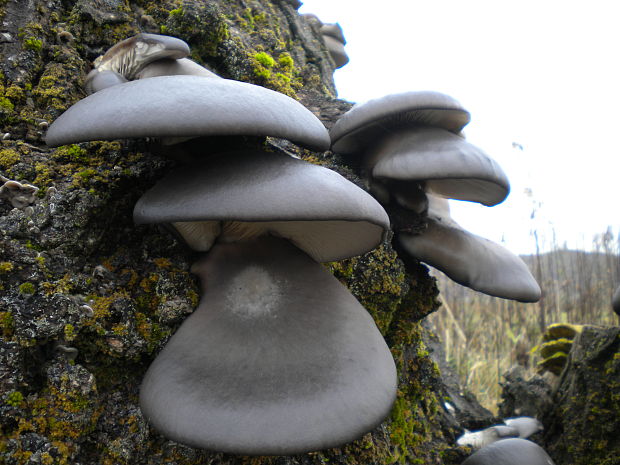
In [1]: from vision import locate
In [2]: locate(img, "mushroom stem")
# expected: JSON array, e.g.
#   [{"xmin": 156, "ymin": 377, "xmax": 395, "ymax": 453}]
[{"xmin": 140, "ymin": 235, "xmax": 397, "ymax": 455}]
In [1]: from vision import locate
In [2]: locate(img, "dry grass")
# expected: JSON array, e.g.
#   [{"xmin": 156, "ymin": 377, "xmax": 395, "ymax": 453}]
[{"xmin": 428, "ymin": 228, "xmax": 620, "ymax": 413}]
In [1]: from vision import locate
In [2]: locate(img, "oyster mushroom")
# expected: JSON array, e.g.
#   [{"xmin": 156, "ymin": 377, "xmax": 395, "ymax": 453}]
[
  {"xmin": 462, "ymin": 438, "xmax": 556, "ymax": 465},
  {"xmin": 45, "ymin": 75, "xmax": 330, "ymax": 151},
  {"xmin": 134, "ymin": 149, "xmax": 396, "ymax": 454},
  {"xmin": 0, "ymin": 175, "xmax": 38, "ymax": 209},
  {"xmin": 320, "ymin": 23, "xmax": 349, "ymax": 68},
  {"xmin": 398, "ymin": 195, "xmax": 541, "ymax": 302},
  {"xmin": 363, "ymin": 126, "xmax": 510, "ymax": 206},
  {"xmin": 87, "ymin": 33, "xmax": 190, "ymax": 89},
  {"xmin": 613, "ymin": 284, "xmax": 620, "ymax": 316}
]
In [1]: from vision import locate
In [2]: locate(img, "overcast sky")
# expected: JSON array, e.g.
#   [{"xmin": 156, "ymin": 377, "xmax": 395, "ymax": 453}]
[{"xmin": 299, "ymin": 0, "xmax": 620, "ymax": 255}]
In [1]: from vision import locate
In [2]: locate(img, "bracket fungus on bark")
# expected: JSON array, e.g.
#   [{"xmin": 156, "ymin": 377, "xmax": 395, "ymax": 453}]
[
  {"xmin": 45, "ymin": 75, "xmax": 330, "ymax": 151},
  {"xmin": 398, "ymin": 195, "xmax": 541, "ymax": 302},
  {"xmin": 134, "ymin": 149, "xmax": 396, "ymax": 454},
  {"xmin": 461, "ymin": 438, "xmax": 556, "ymax": 465}
]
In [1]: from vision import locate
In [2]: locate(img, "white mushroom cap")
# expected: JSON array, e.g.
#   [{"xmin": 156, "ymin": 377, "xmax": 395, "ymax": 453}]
[
  {"xmin": 45, "ymin": 75, "xmax": 330, "ymax": 151},
  {"xmin": 503, "ymin": 417, "xmax": 544, "ymax": 438},
  {"xmin": 136, "ymin": 57, "xmax": 221, "ymax": 79},
  {"xmin": 94, "ymin": 33, "xmax": 190, "ymax": 80},
  {"xmin": 365, "ymin": 127, "xmax": 510, "ymax": 206},
  {"xmin": 133, "ymin": 150, "xmax": 390, "ymax": 262},
  {"xmin": 612, "ymin": 285, "xmax": 620, "ymax": 316},
  {"xmin": 0, "ymin": 176, "xmax": 39, "ymax": 209},
  {"xmin": 329, "ymin": 91, "xmax": 471, "ymax": 154},
  {"xmin": 398, "ymin": 195, "xmax": 541, "ymax": 302},
  {"xmin": 462, "ymin": 438, "xmax": 556, "ymax": 465},
  {"xmin": 457, "ymin": 425, "xmax": 519, "ymax": 450},
  {"xmin": 140, "ymin": 236, "xmax": 397, "ymax": 455}
]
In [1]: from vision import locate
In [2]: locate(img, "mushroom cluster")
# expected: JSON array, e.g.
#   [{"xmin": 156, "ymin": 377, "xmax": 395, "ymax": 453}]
[
  {"xmin": 329, "ymin": 91, "xmax": 541, "ymax": 302},
  {"xmin": 457, "ymin": 416, "xmax": 543, "ymax": 450},
  {"xmin": 0, "ymin": 174, "xmax": 39, "ymax": 209},
  {"xmin": 46, "ymin": 34, "xmax": 397, "ymax": 455},
  {"xmin": 536, "ymin": 323, "xmax": 583, "ymax": 376}
]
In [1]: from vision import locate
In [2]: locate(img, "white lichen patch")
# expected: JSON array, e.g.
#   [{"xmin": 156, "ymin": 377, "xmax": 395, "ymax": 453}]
[{"xmin": 226, "ymin": 265, "xmax": 284, "ymax": 319}]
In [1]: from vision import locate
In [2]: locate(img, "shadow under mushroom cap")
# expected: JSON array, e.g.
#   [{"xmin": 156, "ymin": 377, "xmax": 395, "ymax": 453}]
[
  {"xmin": 45, "ymin": 75, "xmax": 330, "ymax": 151},
  {"xmin": 133, "ymin": 150, "xmax": 390, "ymax": 262},
  {"xmin": 140, "ymin": 236, "xmax": 397, "ymax": 455},
  {"xmin": 329, "ymin": 90, "xmax": 471, "ymax": 154}
]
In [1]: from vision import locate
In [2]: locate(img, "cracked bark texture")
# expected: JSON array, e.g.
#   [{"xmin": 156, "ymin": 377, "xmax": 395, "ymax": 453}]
[{"xmin": 0, "ymin": 1, "xmax": 476, "ymax": 464}]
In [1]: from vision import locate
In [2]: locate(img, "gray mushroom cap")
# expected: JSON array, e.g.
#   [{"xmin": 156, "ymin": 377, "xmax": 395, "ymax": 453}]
[
  {"xmin": 140, "ymin": 236, "xmax": 397, "ymax": 455},
  {"xmin": 94, "ymin": 33, "xmax": 190, "ymax": 80},
  {"xmin": 322, "ymin": 35, "xmax": 349, "ymax": 68},
  {"xmin": 398, "ymin": 196, "xmax": 541, "ymax": 302},
  {"xmin": 329, "ymin": 91, "xmax": 471, "ymax": 154},
  {"xmin": 84, "ymin": 69, "xmax": 128, "ymax": 95},
  {"xmin": 45, "ymin": 75, "xmax": 330, "ymax": 151},
  {"xmin": 462, "ymin": 438, "xmax": 556, "ymax": 465},
  {"xmin": 136, "ymin": 57, "xmax": 221, "ymax": 79},
  {"xmin": 612, "ymin": 285, "xmax": 620, "ymax": 316},
  {"xmin": 366, "ymin": 127, "xmax": 510, "ymax": 206},
  {"xmin": 320, "ymin": 23, "xmax": 346, "ymax": 44},
  {"xmin": 133, "ymin": 150, "xmax": 390, "ymax": 262}
]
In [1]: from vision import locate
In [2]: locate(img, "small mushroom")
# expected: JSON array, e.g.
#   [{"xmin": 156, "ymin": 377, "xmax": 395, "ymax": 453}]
[
  {"xmin": 612, "ymin": 284, "xmax": 620, "ymax": 316},
  {"xmin": 461, "ymin": 438, "xmax": 556, "ymax": 465},
  {"xmin": 364, "ymin": 126, "xmax": 510, "ymax": 206},
  {"xmin": 84, "ymin": 69, "xmax": 128, "ymax": 94},
  {"xmin": 457, "ymin": 425, "xmax": 520, "ymax": 450},
  {"xmin": 135, "ymin": 149, "xmax": 396, "ymax": 454},
  {"xmin": 45, "ymin": 75, "xmax": 330, "ymax": 151},
  {"xmin": 320, "ymin": 23, "xmax": 348, "ymax": 68},
  {"xmin": 93, "ymin": 33, "xmax": 190, "ymax": 80},
  {"xmin": 0, "ymin": 175, "xmax": 39, "ymax": 209},
  {"xmin": 398, "ymin": 195, "xmax": 541, "ymax": 302},
  {"xmin": 329, "ymin": 91, "xmax": 471, "ymax": 154},
  {"xmin": 503, "ymin": 417, "xmax": 543, "ymax": 439}
]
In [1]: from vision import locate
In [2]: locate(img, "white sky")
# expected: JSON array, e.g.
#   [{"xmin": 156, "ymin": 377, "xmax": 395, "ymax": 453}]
[{"xmin": 299, "ymin": 0, "xmax": 620, "ymax": 255}]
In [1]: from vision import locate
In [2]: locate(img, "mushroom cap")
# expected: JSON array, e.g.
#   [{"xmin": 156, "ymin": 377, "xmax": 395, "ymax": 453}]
[
  {"xmin": 539, "ymin": 339, "xmax": 572, "ymax": 359},
  {"xmin": 45, "ymin": 75, "xmax": 330, "ymax": 151},
  {"xmin": 613, "ymin": 285, "xmax": 620, "ymax": 316},
  {"xmin": 84, "ymin": 69, "xmax": 128, "ymax": 95},
  {"xmin": 329, "ymin": 91, "xmax": 471, "ymax": 154},
  {"xmin": 136, "ymin": 57, "xmax": 221, "ymax": 79},
  {"xmin": 366, "ymin": 127, "xmax": 510, "ymax": 206},
  {"xmin": 320, "ymin": 23, "xmax": 346, "ymax": 44},
  {"xmin": 503, "ymin": 417, "xmax": 543, "ymax": 438},
  {"xmin": 398, "ymin": 196, "xmax": 541, "ymax": 302},
  {"xmin": 95, "ymin": 33, "xmax": 190, "ymax": 79},
  {"xmin": 140, "ymin": 236, "xmax": 397, "ymax": 455},
  {"xmin": 462, "ymin": 438, "xmax": 556, "ymax": 465},
  {"xmin": 457, "ymin": 425, "xmax": 519, "ymax": 450},
  {"xmin": 542, "ymin": 323, "xmax": 583, "ymax": 341},
  {"xmin": 323, "ymin": 35, "xmax": 349, "ymax": 68},
  {"xmin": 133, "ymin": 150, "xmax": 390, "ymax": 262}
]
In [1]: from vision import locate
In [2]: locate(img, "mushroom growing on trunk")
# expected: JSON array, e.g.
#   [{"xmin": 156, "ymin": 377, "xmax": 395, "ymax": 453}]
[{"xmin": 134, "ymin": 149, "xmax": 397, "ymax": 454}]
